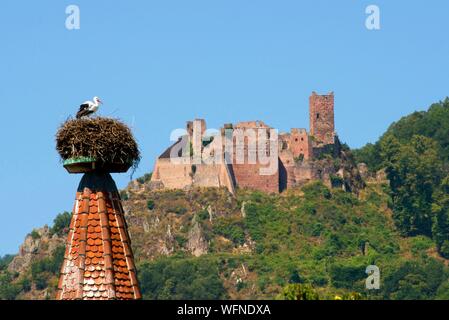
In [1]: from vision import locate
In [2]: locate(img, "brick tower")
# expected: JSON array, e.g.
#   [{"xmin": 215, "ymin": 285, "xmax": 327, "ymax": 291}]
[{"xmin": 309, "ymin": 92, "xmax": 335, "ymax": 145}]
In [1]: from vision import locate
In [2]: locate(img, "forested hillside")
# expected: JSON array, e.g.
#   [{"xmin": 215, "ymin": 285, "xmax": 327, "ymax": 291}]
[
  {"xmin": 2, "ymin": 181, "xmax": 449, "ymax": 300},
  {"xmin": 354, "ymin": 98, "xmax": 449, "ymax": 258}
]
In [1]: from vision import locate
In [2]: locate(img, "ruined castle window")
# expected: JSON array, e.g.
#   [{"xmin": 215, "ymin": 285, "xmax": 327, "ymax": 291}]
[
  {"xmin": 295, "ymin": 138, "xmax": 298, "ymax": 142},
  {"xmin": 301, "ymin": 137, "xmax": 304, "ymax": 141},
  {"xmin": 282, "ymin": 141, "xmax": 288, "ymax": 150},
  {"xmin": 316, "ymin": 113, "xmax": 320, "ymax": 119}
]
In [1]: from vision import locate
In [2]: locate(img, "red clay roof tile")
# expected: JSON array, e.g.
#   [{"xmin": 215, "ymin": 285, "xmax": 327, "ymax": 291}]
[{"xmin": 58, "ymin": 174, "xmax": 140, "ymax": 300}]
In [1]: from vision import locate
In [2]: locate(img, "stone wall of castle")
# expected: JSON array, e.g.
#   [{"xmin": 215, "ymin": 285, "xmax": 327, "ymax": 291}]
[
  {"xmin": 229, "ymin": 121, "xmax": 279, "ymax": 193},
  {"xmin": 151, "ymin": 158, "xmax": 193, "ymax": 189},
  {"xmin": 282, "ymin": 128, "xmax": 312, "ymax": 160},
  {"xmin": 192, "ymin": 163, "xmax": 235, "ymax": 193},
  {"xmin": 151, "ymin": 158, "xmax": 236, "ymax": 193},
  {"xmin": 231, "ymin": 163, "xmax": 279, "ymax": 193}
]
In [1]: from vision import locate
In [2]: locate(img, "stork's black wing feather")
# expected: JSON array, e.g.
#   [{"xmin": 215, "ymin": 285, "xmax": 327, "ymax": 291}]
[
  {"xmin": 76, "ymin": 104, "xmax": 90, "ymax": 119},
  {"xmin": 78, "ymin": 103, "xmax": 89, "ymax": 112}
]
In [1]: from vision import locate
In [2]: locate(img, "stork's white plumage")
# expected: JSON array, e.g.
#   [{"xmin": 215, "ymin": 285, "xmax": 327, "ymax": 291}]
[{"xmin": 76, "ymin": 96, "xmax": 103, "ymax": 119}]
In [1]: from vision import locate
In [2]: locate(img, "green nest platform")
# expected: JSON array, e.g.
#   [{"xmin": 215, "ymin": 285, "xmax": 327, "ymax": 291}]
[{"xmin": 63, "ymin": 157, "xmax": 132, "ymax": 174}]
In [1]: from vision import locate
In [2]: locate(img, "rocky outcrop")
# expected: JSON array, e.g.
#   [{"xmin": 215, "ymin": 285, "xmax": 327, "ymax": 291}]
[
  {"xmin": 186, "ymin": 218, "xmax": 208, "ymax": 257},
  {"xmin": 147, "ymin": 180, "xmax": 164, "ymax": 191},
  {"xmin": 291, "ymin": 155, "xmax": 365, "ymax": 194},
  {"xmin": 207, "ymin": 205, "xmax": 214, "ymax": 222},
  {"xmin": 357, "ymin": 163, "xmax": 369, "ymax": 180},
  {"xmin": 158, "ymin": 224, "xmax": 176, "ymax": 256},
  {"xmin": 8, "ymin": 226, "xmax": 63, "ymax": 274},
  {"xmin": 241, "ymin": 201, "xmax": 247, "ymax": 218}
]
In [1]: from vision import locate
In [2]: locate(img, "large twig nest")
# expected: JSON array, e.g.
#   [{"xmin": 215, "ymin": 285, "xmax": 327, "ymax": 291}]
[{"xmin": 56, "ymin": 117, "xmax": 140, "ymax": 170}]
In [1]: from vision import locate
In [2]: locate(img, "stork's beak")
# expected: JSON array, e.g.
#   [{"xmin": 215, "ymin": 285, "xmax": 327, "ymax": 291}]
[{"xmin": 99, "ymin": 99, "xmax": 103, "ymax": 105}]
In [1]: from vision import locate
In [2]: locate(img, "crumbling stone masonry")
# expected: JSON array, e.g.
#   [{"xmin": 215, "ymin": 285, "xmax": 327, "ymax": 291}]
[
  {"xmin": 310, "ymin": 92, "xmax": 335, "ymax": 146},
  {"xmin": 151, "ymin": 92, "xmax": 339, "ymax": 193}
]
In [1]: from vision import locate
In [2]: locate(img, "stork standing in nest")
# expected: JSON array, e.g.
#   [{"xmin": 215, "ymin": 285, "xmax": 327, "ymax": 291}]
[{"xmin": 76, "ymin": 96, "xmax": 103, "ymax": 119}]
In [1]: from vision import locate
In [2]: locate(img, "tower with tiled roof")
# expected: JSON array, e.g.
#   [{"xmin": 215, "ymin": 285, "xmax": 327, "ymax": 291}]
[{"xmin": 55, "ymin": 118, "xmax": 141, "ymax": 300}]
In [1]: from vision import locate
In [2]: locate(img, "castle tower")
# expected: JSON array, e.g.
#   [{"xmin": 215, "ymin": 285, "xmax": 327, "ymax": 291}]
[
  {"xmin": 309, "ymin": 92, "xmax": 335, "ymax": 145},
  {"xmin": 289, "ymin": 128, "xmax": 311, "ymax": 160},
  {"xmin": 56, "ymin": 118, "xmax": 141, "ymax": 300},
  {"xmin": 192, "ymin": 119, "xmax": 206, "ymax": 162}
]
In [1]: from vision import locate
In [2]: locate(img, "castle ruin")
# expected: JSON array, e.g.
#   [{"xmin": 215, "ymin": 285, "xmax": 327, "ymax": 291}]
[{"xmin": 150, "ymin": 92, "xmax": 341, "ymax": 194}]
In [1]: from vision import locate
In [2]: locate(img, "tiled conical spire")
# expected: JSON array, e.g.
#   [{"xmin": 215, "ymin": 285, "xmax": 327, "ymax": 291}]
[{"xmin": 56, "ymin": 172, "xmax": 141, "ymax": 300}]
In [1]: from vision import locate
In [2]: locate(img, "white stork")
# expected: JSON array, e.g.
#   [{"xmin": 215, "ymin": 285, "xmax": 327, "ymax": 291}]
[{"xmin": 76, "ymin": 96, "xmax": 103, "ymax": 119}]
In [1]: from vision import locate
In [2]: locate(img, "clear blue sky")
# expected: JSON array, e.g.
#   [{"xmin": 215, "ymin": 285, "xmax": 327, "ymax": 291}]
[{"xmin": 0, "ymin": 0, "xmax": 448, "ymax": 255}]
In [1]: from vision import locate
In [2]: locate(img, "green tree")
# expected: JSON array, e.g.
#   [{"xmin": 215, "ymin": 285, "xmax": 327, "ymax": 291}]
[
  {"xmin": 352, "ymin": 143, "xmax": 381, "ymax": 172},
  {"xmin": 436, "ymin": 281, "xmax": 449, "ymax": 299},
  {"xmin": 0, "ymin": 255, "xmax": 15, "ymax": 271},
  {"xmin": 213, "ymin": 219, "xmax": 246, "ymax": 246},
  {"xmin": 147, "ymin": 199, "xmax": 155, "ymax": 210},
  {"xmin": 330, "ymin": 263, "xmax": 366, "ymax": 289},
  {"xmin": 382, "ymin": 259, "xmax": 445, "ymax": 300},
  {"xmin": 137, "ymin": 173, "xmax": 152, "ymax": 184},
  {"xmin": 138, "ymin": 257, "xmax": 226, "ymax": 300},
  {"xmin": 30, "ymin": 229, "xmax": 41, "ymax": 240},
  {"xmin": 0, "ymin": 272, "xmax": 20, "ymax": 300},
  {"xmin": 381, "ymin": 135, "xmax": 442, "ymax": 236},
  {"xmin": 432, "ymin": 176, "xmax": 449, "ymax": 257},
  {"xmin": 49, "ymin": 212, "xmax": 72, "ymax": 236},
  {"xmin": 276, "ymin": 283, "xmax": 320, "ymax": 300},
  {"xmin": 30, "ymin": 245, "xmax": 65, "ymax": 291}
]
